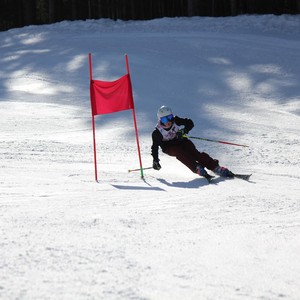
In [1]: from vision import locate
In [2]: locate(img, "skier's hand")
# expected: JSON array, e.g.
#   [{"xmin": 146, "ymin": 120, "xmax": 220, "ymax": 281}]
[
  {"xmin": 153, "ymin": 160, "xmax": 161, "ymax": 170},
  {"xmin": 176, "ymin": 128, "xmax": 187, "ymax": 139}
]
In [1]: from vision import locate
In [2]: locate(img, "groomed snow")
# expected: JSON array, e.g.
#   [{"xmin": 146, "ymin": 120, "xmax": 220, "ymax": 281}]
[{"xmin": 0, "ymin": 15, "xmax": 300, "ymax": 300}]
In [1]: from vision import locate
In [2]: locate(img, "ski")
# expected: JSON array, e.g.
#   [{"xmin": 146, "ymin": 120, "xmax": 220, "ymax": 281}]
[
  {"xmin": 201, "ymin": 173, "xmax": 251, "ymax": 183},
  {"xmin": 232, "ymin": 173, "xmax": 252, "ymax": 181}
]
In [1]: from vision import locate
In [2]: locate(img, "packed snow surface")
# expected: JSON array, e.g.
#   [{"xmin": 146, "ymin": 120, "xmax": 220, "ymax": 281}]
[{"xmin": 1, "ymin": 15, "xmax": 300, "ymax": 300}]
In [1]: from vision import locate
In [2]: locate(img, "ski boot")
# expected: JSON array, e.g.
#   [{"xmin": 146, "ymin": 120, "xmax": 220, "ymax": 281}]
[
  {"xmin": 196, "ymin": 165, "xmax": 214, "ymax": 183},
  {"xmin": 213, "ymin": 166, "xmax": 234, "ymax": 178}
]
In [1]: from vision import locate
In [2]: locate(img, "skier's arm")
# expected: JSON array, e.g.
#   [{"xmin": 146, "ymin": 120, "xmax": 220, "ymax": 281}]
[
  {"xmin": 174, "ymin": 116, "xmax": 194, "ymax": 133},
  {"xmin": 151, "ymin": 129, "xmax": 162, "ymax": 162}
]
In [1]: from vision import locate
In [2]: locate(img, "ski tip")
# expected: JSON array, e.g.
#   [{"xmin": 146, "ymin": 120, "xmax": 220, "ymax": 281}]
[{"xmin": 233, "ymin": 173, "xmax": 252, "ymax": 181}]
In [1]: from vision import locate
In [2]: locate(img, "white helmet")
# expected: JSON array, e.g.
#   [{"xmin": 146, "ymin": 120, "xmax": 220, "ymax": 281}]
[{"xmin": 157, "ymin": 105, "xmax": 173, "ymax": 119}]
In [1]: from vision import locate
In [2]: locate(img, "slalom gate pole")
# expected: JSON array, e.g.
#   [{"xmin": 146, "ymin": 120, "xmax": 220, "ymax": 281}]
[
  {"xmin": 125, "ymin": 54, "xmax": 144, "ymax": 179},
  {"xmin": 128, "ymin": 167, "xmax": 153, "ymax": 173},
  {"xmin": 185, "ymin": 135, "xmax": 249, "ymax": 148},
  {"xmin": 89, "ymin": 53, "xmax": 98, "ymax": 182}
]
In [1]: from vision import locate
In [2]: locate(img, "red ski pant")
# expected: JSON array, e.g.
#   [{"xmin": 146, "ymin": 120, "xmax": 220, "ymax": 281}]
[{"xmin": 162, "ymin": 139, "xmax": 219, "ymax": 173}]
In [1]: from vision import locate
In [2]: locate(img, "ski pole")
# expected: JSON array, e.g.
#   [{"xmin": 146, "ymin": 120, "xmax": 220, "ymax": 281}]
[
  {"xmin": 185, "ymin": 135, "xmax": 249, "ymax": 148},
  {"xmin": 128, "ymin": 166, "xmax": 153, "ymax": 173}
]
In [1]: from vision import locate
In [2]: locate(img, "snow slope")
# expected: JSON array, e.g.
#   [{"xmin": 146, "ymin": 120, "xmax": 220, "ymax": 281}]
[{"xmin": 0, "ymin": 15, "xmax": 300, "ymax": 300}]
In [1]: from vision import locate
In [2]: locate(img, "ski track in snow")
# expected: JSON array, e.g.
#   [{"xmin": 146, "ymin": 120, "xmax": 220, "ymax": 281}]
[{"xmin": 1, "ymin": 15, "xmax": 300, "ymax": 300}]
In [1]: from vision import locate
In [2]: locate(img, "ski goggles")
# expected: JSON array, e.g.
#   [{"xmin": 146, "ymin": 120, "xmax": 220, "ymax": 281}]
[{"xmin": 160, "ymin": 114, "xmax": 174, "ymax": 124}]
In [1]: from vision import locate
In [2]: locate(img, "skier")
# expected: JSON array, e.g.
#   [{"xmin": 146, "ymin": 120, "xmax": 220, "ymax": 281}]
[{"xmin": 151, "ymin": 105, "xmax": 234, "ymax": 180}]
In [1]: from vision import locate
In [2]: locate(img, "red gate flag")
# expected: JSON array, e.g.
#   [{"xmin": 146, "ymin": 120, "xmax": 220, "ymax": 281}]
[
  {"xmin": 90, "ymin": 74, "xmax": 134, "ymax": 115},
  {"xmin": 88, "ymin": 53, "xmax": 144, "ymax": 182}
]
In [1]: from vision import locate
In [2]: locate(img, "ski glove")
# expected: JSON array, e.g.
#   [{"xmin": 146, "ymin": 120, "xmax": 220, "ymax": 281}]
[
  {"xmin": 153, "ymin": 160, "xmax": 161, "ymax": 170},
  {"xmin": 176, "ymin": 128, "xmax": 188, "ymax": 139}
]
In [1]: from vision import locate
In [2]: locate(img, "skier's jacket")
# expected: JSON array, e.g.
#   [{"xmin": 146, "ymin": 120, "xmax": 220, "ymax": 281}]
[{"xmin": 151, "ymin": 116, "xmax": 194, "ymax": 161}]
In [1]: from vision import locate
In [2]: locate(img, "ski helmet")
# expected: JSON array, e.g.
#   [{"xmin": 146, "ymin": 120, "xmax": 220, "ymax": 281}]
[{"xmin": 157, "ymin": 105, "xmax": 173, "ymax": 120}]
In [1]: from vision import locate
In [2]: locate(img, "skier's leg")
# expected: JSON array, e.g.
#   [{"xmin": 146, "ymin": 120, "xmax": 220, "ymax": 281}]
[
  {"xmin": 182, "ymin": 139, "xmax": 219, "ymax": 171},
  {"xmin": 163, "ymin": 144, "xmax": 198, "ymax": 173},
  {"xmin": 164, "ymin": 140, "xmax": 233, "ymax": 177},
  {"xmin": 182, "ymin": 140, "xmax": 233, "ymax": 177}
]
